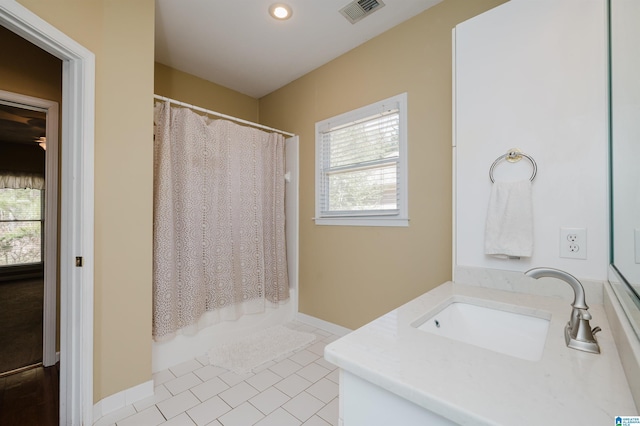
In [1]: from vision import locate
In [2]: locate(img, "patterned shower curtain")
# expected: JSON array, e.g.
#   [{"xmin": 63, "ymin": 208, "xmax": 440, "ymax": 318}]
[{"xmin": 153, "ymin": 101, "xmax": 289, "ymax": 342}]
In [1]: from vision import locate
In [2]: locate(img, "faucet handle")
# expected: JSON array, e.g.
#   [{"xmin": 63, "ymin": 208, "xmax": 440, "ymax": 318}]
[
  {"xmin": 578, "ymin": 310, "xmax": 592, "ymax": 321},
  {"xmin": 566, "ymin": 309, "xmax": 601, "ymax": 354}
]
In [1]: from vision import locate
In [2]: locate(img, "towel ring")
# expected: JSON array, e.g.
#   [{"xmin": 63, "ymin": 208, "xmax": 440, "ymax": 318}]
[{"xmin": 489, "ymin": 149, "xmax": 537, "ymax": 183}]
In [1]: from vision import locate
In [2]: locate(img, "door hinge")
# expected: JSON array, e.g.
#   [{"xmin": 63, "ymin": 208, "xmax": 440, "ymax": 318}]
[{"xmin": 75, "ymin": 256, "xmax": 83, "ymax": 267}]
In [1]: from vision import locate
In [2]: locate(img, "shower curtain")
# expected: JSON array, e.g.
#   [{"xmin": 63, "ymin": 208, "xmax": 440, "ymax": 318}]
[{"xmin": 153, "ymin": 101, "xmax": 289, "ymax": 342}]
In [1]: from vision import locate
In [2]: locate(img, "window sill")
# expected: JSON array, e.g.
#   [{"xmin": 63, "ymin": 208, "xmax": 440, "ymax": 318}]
[{"xmin": 314, "ymin": 217, "xmax": 409, "ymax": 227}]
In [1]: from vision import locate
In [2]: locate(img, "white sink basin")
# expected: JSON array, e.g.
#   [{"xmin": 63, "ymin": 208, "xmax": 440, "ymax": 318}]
[{"xmin": 413, "ymin": 300, "xmax": 550, "ymax": 361}]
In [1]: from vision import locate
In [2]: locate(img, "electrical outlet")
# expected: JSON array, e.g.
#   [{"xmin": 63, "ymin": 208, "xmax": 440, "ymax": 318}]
[{"xmin": 560, "ymin": 227, "xmax": 587, "ymax": 259}]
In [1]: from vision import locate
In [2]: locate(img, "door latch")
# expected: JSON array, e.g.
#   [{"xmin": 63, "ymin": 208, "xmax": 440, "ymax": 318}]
[{"xmin": 75, "ymin": 256, "xmax": 83, "ymax": 267}]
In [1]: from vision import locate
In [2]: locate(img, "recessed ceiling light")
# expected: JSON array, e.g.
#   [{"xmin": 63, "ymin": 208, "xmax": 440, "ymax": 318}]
[{"xmin": 269, "ymin": 3, "xmax": 292, "ymax": 20}]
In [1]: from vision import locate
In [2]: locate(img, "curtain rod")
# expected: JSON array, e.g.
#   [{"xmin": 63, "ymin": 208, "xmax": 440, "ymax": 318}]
[{"xmin": 154, "ymin": 94, "xmax": 296, "ymax": 137}]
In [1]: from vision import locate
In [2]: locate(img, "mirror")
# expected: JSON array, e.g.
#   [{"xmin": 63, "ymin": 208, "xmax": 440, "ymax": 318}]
[{"xmin": 609, "ymin": 0, "xmax": 640, "ymax": 338}]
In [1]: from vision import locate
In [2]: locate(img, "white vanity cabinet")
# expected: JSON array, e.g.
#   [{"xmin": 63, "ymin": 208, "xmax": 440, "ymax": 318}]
[{"xmin": 340, "ymin": 371, "xmax": 456, "ymax": 426}]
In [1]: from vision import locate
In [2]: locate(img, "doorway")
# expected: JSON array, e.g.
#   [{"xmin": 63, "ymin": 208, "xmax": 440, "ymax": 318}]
[
  {"xmin": 0, "ymin": 95, "xmax": 58, "ymax": 376},
  {"xmin": 0, "ymin": 1, "xmax": 96, "ymax": 424}
]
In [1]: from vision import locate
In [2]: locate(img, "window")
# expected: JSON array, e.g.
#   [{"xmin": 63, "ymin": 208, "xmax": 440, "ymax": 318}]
[
  {"xmin": 315, "ymin": 93, "xmax": 408, "ymax": 226},
  {"xmin": 0, "ymin": 188, "xmax": 43, "ymax": 266}
]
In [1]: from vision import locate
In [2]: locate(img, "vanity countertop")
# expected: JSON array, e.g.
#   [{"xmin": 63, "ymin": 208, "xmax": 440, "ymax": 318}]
[{"xmin": 324, "ymin": 281, "xmax": 637, "ymax": 425}]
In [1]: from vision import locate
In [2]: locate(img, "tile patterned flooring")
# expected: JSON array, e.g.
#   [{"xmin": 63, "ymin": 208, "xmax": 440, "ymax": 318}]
[{"xmin": 94, "ymin": 322, "xmax": 341, "ymax": 426}]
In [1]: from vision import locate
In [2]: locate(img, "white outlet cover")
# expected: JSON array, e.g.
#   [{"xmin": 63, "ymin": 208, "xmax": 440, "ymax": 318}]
[{"xmin": 560, "ymin": 227, "xmax": 587, "ymax": 259}]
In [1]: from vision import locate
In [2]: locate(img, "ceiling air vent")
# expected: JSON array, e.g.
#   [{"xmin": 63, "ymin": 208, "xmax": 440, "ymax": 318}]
[{"xmin": 340, "ymin": 0, "xmax": 385, "ymax": 24}]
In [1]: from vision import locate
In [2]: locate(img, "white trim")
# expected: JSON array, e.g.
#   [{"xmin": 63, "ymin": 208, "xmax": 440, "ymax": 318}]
[
  {"xmin": 314, "ymin": 217, "xmax": 409, "ymax": 227},
  {"xmin": 295, "ymin": 312, "xmax": 352, "ymax": 337},
  {"xmin": 0, "ymin": 2, "xmax": 95, "ymax": 425},
  {"xmin": 92, "ymin": 380, "xmax": 154, "ymax": 422},
  {"xmin": 285, "ymin": 135, "xmax": 299, "ymax": 315},
  {"xmin": 451, "ymin": 27, "xmax": 457, "ymax": 281},
  {"xmin": 0, "ymin": 89, "xmax": 59, "ymax": 368}
]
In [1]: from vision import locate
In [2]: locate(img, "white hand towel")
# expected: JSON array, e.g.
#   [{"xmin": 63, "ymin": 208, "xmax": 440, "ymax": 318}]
[{"xmin": 484, "ymin": 180, "xmax": 533, "ymax": 258}]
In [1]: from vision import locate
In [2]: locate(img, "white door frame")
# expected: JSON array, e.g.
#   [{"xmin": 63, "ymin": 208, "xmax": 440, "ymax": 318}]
[
  {"xmin": 0, "ymin": 89, "xmax": 59, "ymax": 368},
  {"xmin": 0, "ymin": 1, "xmax": 95, "ymax": 425}
]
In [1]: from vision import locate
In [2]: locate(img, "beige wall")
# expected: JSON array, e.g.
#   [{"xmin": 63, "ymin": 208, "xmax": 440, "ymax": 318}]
[
  {"xmin": 155, "ymin": 62, "xmax": 258, "ymax": 121},
  {"xmin": 16, "ymin": 0, "xmax": 155, "ymax": 402},
  {"xmin": 0, "ymin": 25, "xmax": 62, "ymax": 101},
  {"xmin": 259, "ymin": 0, "xmax": 506, "ymax": 329},
  {"xmin": 0, "ymin": 25, "xmax": 54, "ymax": 174}
]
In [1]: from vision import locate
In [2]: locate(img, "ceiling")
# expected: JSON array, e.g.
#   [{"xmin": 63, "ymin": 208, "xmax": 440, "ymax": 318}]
[
  {"xmin": 155, "ymin": 0, "xmax": 443, "ymax": 99},
  {"xmin": 0, "ymin": 103, "xmax": 45, "ymax": 146}
]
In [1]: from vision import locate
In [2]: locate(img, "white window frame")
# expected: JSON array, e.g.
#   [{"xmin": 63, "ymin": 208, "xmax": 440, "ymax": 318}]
[{"xmin": 315, "ymin": 93, "xmax": 408, "ymax": 227}]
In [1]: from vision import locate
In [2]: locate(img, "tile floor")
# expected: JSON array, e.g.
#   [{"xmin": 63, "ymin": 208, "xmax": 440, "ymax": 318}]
[{"xmin": 94, "ymin": 322, "xmax": 342, "ymax": 426}]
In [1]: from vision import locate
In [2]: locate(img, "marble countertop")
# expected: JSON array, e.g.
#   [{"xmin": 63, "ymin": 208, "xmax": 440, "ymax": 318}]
[{"xmin": 324, "ymin": 281, "xmax": 637, "ymax": 425}]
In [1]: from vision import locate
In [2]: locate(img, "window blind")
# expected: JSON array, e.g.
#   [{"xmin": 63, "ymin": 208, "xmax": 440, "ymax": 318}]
[{"xmin": 319, "ymin": 108, "xmax": 400, "ymax": 216}]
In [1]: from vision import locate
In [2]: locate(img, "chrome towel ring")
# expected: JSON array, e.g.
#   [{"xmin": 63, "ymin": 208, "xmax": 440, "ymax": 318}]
[{"xmin": 489, "ymin": 148, "xmax": 537, "ymax": 183}]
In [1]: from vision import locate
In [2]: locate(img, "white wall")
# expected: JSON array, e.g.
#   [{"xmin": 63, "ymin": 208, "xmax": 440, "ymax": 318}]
[{"xmin": 454, "ymin": 0, "xmax": 609, "ymax": 281}]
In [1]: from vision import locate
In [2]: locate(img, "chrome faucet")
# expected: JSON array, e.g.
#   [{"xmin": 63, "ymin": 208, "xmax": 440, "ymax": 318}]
[{"xmin": 525, "ymin": 267, "xmax": 601, "ymax": 354}]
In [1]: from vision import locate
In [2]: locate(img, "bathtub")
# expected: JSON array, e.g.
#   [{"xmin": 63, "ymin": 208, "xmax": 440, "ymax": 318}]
[{"xmin": 152, "ymin": 288, "xmax": 298, "ymax": 372}]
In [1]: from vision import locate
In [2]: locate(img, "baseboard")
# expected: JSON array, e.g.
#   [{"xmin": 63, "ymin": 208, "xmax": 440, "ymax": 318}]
[
  {"xmin": 92, "ymin": 380, "xmax": 154, "ymax": 422},
  {"xmin": 295, "ymin": 312, "xmax": 352, "ymax": 337}
]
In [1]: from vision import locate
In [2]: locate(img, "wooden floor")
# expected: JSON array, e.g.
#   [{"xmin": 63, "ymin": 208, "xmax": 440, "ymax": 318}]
[
  {"xmin": 0, "ymin": 364, "xmax": 59, "ymax": 425},
  {"xmin": 0, "ymin": 278, "xmax": 44, "ymax": 373}
]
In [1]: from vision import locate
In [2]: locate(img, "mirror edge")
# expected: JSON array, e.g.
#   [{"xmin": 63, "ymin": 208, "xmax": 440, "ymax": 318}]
[{"xmin": 608, "ymin": 264, "xmax": 640, "ymax": 340}]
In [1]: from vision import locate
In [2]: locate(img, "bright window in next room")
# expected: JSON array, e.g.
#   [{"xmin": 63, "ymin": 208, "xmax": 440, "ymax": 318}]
[
  {"xmin": 315, "ymin": 93, "xmax": 408, "ymax": 226},
  {"xmin": 0, "ymin": 188, "xmax": 43, "ymax": 267}
]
